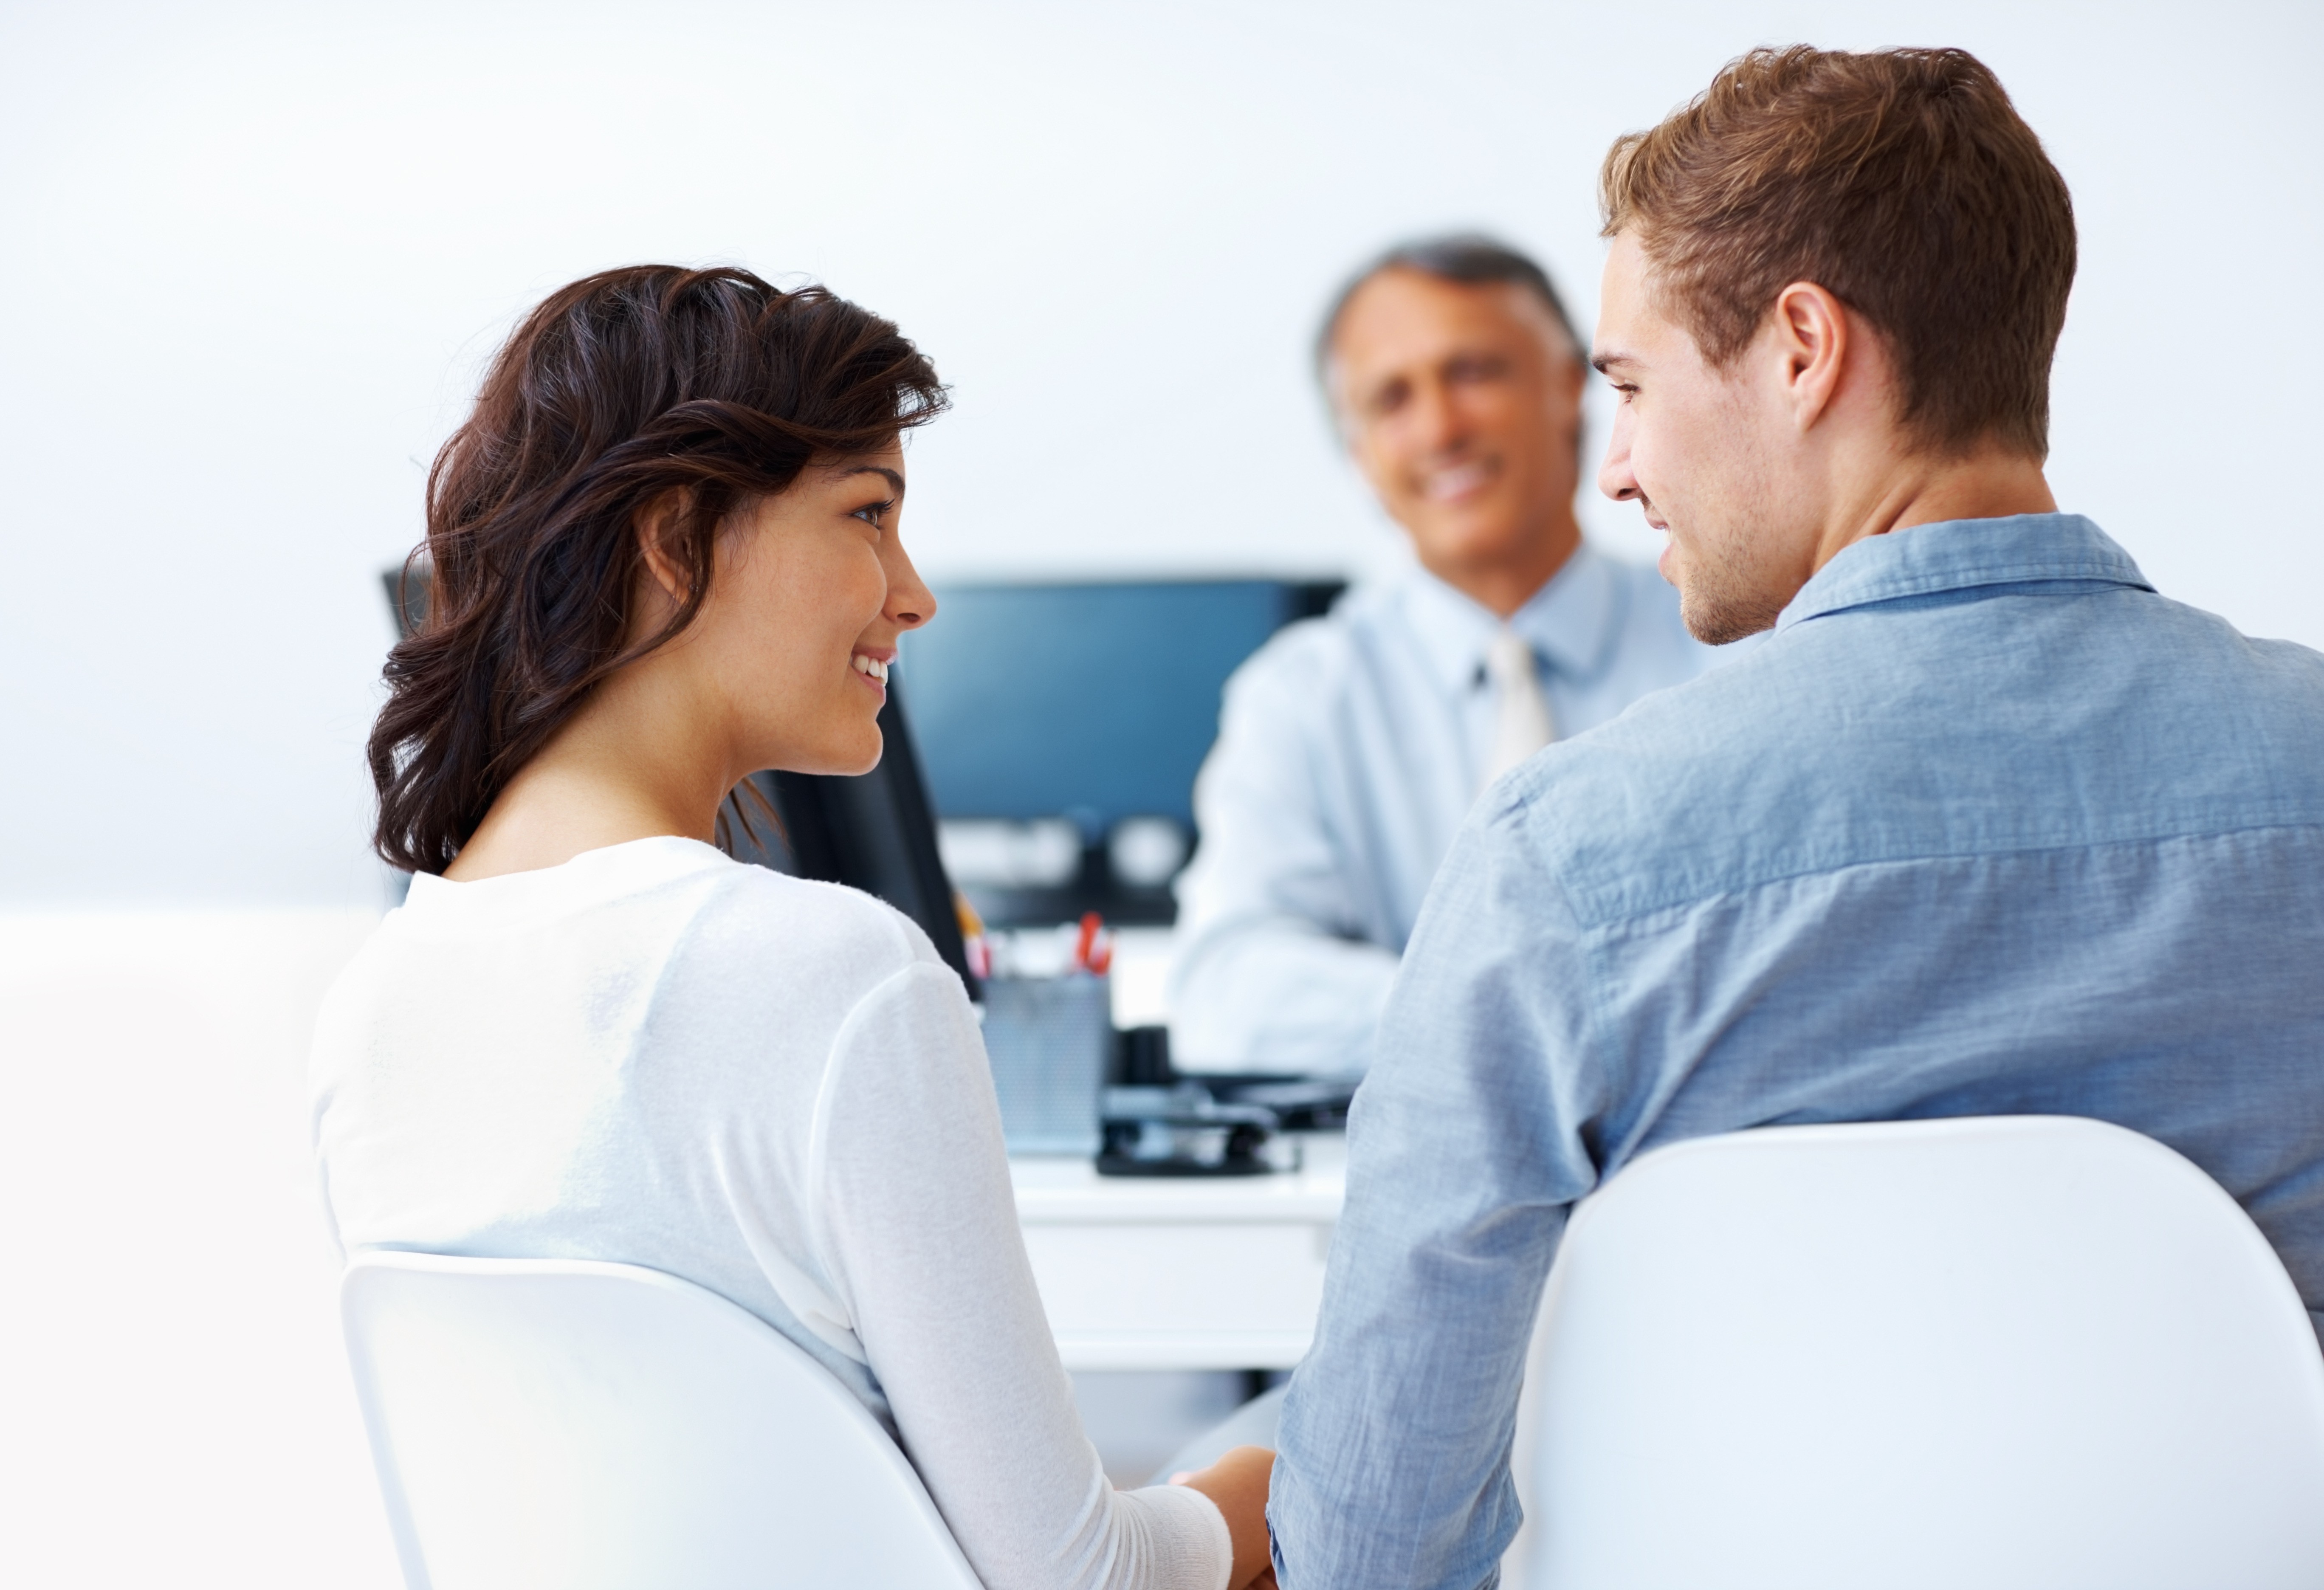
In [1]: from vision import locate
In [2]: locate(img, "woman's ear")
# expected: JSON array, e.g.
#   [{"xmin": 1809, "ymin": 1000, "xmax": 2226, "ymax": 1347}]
[{"xmin": 633, "ymin": 490, "xmax": 695, "ymax": 608}]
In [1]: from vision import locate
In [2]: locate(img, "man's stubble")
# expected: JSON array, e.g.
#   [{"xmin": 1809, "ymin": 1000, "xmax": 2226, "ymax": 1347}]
[{"xmin": 1672, "ymin": 458, "xmax": 1796, "ymax": 647}]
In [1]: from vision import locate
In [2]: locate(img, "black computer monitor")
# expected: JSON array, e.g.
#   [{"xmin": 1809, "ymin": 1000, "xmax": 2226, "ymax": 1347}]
[
  {"xmin": 379, "ymin": 567, "xmax": 978, "ymax": 995},
  {"xmin": 897, "ymin": 578, "xmax": 1343, "ymax": 926}
]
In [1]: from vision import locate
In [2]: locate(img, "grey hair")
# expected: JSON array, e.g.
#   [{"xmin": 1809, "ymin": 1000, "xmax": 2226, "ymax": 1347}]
[{"xmin": 1312, "ymin": 233, "xmax": 1584, "ymax": 389}]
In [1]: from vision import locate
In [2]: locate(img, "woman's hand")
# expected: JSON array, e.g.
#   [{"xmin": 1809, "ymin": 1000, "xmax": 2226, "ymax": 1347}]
[{"xmin": 1176, "ymin": 1444, "xmax": 1276, "ymax": 1590}]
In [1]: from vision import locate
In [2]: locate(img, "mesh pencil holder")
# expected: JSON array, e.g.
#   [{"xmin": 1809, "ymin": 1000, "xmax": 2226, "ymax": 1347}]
[{"xmin": 980, "ymin": 972, "xmax": 1111, "ymax": 1156}]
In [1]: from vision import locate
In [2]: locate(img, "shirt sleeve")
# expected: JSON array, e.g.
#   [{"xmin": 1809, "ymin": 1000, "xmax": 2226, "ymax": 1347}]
[
  {"xmin": 1266, "ymin": 794, "xmax": 1609, "ymax": 1590},
  {"xmin": 1170, "ymin": 642, "xmax": 1401, "ymax": 1076},
  {"xmin": 809, "ymin": 961, "xmax": 1233, "ymax": 1590}
]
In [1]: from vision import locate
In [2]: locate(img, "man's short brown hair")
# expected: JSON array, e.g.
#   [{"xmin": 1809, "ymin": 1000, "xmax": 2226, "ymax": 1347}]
[{"xmin": 1600, "ymin": 46, "xmax": 2075, "ymax": 459}]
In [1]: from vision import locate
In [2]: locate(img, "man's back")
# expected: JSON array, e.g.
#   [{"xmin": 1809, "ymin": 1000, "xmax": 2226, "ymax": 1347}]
[
  {"xmin": 1532, "ymin": 515, "xmax": 2324, "ymax": 1280},
  {"xmin": 1169, "ymin": 546, "xmax": 1707, "ymax": 1074},
  {"xmin": 1271, "ymin": 514, "xmax": 2324, "ymax": 1587}
]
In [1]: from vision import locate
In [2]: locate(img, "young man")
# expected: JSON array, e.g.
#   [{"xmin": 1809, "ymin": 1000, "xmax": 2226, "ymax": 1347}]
[
  {"xmin": 1269, "ymin": 46, "xmax": 2324, "ymax": 1589},
  {"xmin": 1169, "ymin": 237, "xmax": 1712, "ymax": 1077}
]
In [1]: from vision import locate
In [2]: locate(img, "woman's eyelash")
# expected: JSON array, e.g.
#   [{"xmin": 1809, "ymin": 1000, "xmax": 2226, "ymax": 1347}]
[{"xmin": 852, "ymin": 499, "xmax": 895, "ymax": 526}]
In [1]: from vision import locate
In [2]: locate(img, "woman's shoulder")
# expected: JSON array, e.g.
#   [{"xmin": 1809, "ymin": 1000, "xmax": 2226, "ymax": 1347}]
[
  {"xmin": 674, "ymin": 867, "xmax": 975, "ymax": 1096},
  {"xmin": 692, "ymin": 861, "xmax": 949, "ymax": 988}
]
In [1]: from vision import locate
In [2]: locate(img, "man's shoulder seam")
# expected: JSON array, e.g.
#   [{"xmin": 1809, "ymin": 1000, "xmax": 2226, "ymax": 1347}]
[{"xmin": 1555, "ymin": 816, "xmax": 2324, "ymax": 932}]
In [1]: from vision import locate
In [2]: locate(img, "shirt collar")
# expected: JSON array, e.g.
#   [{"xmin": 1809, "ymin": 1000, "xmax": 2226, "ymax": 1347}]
[
  {"xmin": 402, "ymin": 836, "xmax": 732, "ymax": 927},
  {"xmin": 1777, "ymin": 513, "xmax": 2152, "ymax": 632},
  {"xmin": 1396, "ymin": 541, "xmax": 1622, "ymax": 696}
]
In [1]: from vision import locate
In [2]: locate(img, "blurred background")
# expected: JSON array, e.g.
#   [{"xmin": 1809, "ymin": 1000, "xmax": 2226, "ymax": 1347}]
[{"xmin": 2, "ymin": 0, "xmax": 2317, "ymax": 1582}]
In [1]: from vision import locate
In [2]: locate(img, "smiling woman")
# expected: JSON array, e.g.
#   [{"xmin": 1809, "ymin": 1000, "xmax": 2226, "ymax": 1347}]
[
  {"xmin": 317, "ymin": 265, "xmax": 1280, "ymax": 1590},
  {"xmin": 370, "ymin": 265, "xmax": 948, "ymax": 877}
]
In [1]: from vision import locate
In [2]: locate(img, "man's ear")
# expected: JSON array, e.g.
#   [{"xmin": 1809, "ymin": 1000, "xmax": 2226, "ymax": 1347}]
[
  {"xmin": 1322, "ymin": 366, "xmax": 1362, "ymax": 460},
  {"xmin": 633, "ymin": 489, "xmax": 695, "ymax": 608},
  {"xmin": 1770, "ymin": 281, "xmax": 1850, "ymax": 433}
]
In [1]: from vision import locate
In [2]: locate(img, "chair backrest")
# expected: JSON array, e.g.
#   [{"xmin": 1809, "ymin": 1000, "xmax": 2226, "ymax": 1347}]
[
  {"xmin": 1509, "ymin": 1115, "xmax": 2324, "ymax": 1590},
  {"xmin": 341, "ymin": 1252, "xmax": 983, "ymax": 1590}
]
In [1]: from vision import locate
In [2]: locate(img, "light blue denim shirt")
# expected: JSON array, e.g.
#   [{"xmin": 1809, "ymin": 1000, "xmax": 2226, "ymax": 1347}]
[
  {"xmin": 1269, "ymin": 514, "xmax": 2324, "ymax": 1590},
  {"xmin": 1170, "ymin": 544, "xmax": 1714, "ymax": 1074}
]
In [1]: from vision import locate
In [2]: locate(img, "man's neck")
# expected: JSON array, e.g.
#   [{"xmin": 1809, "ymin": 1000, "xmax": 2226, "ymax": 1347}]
[
  {"xmin": 1424, "ymin": 511, "xmax": 1584, "ymax": 619},
  {"xmin": 1813, "ymin": 444, "xmax": 2057, "ymax": 575}
]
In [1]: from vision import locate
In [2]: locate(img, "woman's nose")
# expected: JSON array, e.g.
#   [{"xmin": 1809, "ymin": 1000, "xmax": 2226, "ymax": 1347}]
[{"xmin": 886, "ymin": 547, "xmax": 936, "ymax": 631}]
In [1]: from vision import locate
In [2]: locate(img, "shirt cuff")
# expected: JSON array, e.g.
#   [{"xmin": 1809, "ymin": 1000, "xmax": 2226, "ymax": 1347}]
[{"xmin": 1123, "ymin": 1481, "xmax": 1235, "ymax": 1590}]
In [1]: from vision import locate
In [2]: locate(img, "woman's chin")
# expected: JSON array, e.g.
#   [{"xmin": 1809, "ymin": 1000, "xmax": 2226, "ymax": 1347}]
[{"xmin": 773, "ymin": 726, "xmax": 885, "ymax": 779}]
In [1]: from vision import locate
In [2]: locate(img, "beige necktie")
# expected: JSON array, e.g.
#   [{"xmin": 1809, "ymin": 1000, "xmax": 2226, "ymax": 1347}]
[{"xmin": 1482, "ymin": 627, "xmax": 1555, "ymax": 787}]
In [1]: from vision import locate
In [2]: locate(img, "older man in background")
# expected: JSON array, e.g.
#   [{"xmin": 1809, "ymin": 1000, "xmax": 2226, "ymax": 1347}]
[{"xmin": 1168, "ymin": 236, "xmax": 1712, "ymax": 1077}]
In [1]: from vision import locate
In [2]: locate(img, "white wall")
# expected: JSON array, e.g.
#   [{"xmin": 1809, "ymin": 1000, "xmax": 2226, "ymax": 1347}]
[
  {"xmin": 0, "ymin": 912, "xmax": 398, "ymax": 1586},
  {"xmin": 1, "ymin": 0, "xmax": 2317, "ymax": 908}
]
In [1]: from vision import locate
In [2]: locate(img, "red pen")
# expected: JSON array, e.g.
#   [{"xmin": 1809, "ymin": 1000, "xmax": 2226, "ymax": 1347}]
[{"xmin": 1074, "ymin": 911, "xmax": 1111, "ymax": 975}]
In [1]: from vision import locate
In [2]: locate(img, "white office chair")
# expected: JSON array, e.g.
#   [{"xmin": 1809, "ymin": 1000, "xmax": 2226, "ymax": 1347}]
[
  {"xmin": 1503, "ymin": 1115, "xmax": 2324, "ymax": 1590},
  {"xmin": 341, "ymin": 1252, "xmax": 982, "ymax": 1590}
]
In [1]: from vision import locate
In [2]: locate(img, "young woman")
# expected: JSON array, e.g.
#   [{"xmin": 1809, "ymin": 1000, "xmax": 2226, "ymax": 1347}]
[{"xmin": 311, "ymin": 266, "xmax": 1276, "ymax": 1590}]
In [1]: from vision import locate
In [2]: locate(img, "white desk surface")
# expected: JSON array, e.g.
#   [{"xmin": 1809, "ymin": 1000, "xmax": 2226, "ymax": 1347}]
[
  {"xmin": 1009, "ymin": 1133, "xmax": 1347, "ymax": 1222},
  {"xmin": 1009, "ymin": 1135, "xmax": 1348, "ymax": 1370}
]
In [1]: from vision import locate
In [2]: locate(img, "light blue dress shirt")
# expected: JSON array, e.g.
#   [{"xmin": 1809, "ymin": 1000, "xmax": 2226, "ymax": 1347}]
[
  {"xmin": 1269, "ymin": 515, "xmax": 2324, "ymax": 1590},
  {"xmin": 1169, "ymin": 542, "xmax": 1713, "ymax": 1074}
]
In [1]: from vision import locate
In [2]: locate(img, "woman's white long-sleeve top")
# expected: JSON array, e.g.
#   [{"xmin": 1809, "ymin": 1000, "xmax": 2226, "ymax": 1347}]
[{"xmin": 310, "ymin": 836, "xmax": 1230, "ymax": 1590}]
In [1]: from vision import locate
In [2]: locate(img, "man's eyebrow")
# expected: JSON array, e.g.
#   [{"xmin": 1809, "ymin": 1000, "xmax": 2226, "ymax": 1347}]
[
  {"xmin": 1590, "ymin": 350, "xmax": 1636, "ymax": 376},
  {"xmin": 834, "ymin": 464, "xmax": 905, "ymax": 497}
]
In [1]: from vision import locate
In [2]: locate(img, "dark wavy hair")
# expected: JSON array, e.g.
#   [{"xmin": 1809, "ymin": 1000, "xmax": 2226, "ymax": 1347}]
[{"xmin": 369, "ymin": 265, "xmax": 948, "ymax": 874}]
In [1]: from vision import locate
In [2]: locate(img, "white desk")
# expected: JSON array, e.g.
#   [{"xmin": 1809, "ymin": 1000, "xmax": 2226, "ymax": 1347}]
[
  {"xmin": 1010, "ymin": 1135, "xmax": 1347, "ymax": 1370},
  {"xmin": 1013, "ymin": 1133, "xmax": 1552, "ymax": 1585}
]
